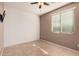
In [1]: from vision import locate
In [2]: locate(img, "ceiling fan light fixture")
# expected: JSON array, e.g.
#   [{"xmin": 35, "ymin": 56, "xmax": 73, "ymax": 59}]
[
  {"xmin": 30, "ymin": 2, "xmax": 49, "ymax": 9},
  {"xmin": 38, "ymin": 2, "xmax": 44, "ymax": 9}
]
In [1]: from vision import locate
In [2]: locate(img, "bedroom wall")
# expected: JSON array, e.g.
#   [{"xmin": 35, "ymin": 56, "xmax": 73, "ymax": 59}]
[
  {"xmin": 4, "ymin": 3, "xmax": 40, "ymax": 47},
  {"xmin": 0, "ymin": 2, "xmax": 4, "ymax": 51},
  {"xmin": 40, "ymin": 3, "xmax": 79, "ymax": 51}
]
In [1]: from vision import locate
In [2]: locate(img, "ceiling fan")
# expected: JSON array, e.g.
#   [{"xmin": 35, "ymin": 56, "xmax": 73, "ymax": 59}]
[{"xmin": 30, "ymin": 2, "xmax": 49, "ymax": 9}]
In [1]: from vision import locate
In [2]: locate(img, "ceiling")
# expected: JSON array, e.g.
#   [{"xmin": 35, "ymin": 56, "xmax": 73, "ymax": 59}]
[
  {"xmin": 28, "ymin": 2, "xmax": 71, "ymax": 15},
  {"xmin": 4, "ymin": 2, "xmax": 71, "ymax": 16}
]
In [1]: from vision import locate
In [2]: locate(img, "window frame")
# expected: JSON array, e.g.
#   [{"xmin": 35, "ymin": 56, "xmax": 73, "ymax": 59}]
[
  {"xmin": 51, "ymin": 13, "xmax": 61, "ymax": 33},
  {"xmin": 51, "ymin": 7, "xmax": 76, "ymax": 34}
]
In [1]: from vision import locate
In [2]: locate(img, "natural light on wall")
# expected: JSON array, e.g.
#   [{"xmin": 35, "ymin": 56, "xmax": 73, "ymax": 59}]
[{"xmin": 51, "ymin": 7, "xmax": 76, "ymax": 34}]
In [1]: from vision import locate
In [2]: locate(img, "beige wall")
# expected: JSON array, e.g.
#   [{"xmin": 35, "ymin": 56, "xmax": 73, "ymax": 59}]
[
  {"xmin": 0, "ymin": 2, "xmax": 4, "ymax": 56},
  {"xmin": 40, "ymin": 3, "xmax": 79, "ymax": 51},
  {"xmin": 0, "ymin": 2, "xmax": 4, "ymax": 52}
]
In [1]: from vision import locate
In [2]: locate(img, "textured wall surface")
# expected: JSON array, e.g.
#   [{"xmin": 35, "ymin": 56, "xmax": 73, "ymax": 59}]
[
  {"xmin": 0, "ymin": 2, "xmax": 4, "ymax": 54},
  {"xmin": 4, "ymin": 3, "xmax": 40, "ymax": 47},
  {"xmin": 40, "ymin": 3, "xmax": 79, "ymax": 51}
]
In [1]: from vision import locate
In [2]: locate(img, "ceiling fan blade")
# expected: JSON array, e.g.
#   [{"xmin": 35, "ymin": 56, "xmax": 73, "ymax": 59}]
[
  {"xmin": 44, "ymin": 2, "xmax": 49, "ymax": 5},
  {"xmin": 30, "ymin": 2, "xmax": 38, "ymax": 4}
]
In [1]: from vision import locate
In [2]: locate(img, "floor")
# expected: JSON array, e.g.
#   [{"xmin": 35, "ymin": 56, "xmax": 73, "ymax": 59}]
[{"xmin": 1, "ymin": 39, "xmax": 79, "ymax": 56}]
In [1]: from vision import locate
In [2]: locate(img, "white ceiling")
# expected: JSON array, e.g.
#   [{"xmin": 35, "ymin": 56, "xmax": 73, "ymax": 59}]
[
  {"xmin": 28, "ymin": 2, "xmax": 71, "ymax": 15},
  {"xmin": 4, "ymin": 2, "xmax": 71, "ymax": 16}
]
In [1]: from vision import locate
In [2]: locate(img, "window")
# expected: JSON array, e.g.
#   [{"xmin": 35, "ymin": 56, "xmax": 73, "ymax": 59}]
[
  {"xmin": 51, "ymin": 8, "xmax": 75, "ymax": 34},
  {"xmin": 52, "ymin": 13, "xmax": 60, "ymax": 33}
]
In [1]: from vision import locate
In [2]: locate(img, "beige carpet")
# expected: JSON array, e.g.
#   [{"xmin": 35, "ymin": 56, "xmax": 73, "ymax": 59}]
[{"xmin": 1, "ymin": 39, "xmax": 79, "ymax": 56}]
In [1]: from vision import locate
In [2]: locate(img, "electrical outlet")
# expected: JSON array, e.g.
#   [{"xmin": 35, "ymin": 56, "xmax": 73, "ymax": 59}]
[{"xmin": 77, "ymin": 44, "xmax": 79, "ymax": 47}]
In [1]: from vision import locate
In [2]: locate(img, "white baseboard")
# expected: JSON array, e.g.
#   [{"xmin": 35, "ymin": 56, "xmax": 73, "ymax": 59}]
[{"xmin": 4, "ymin": 39, "xmax": 39, "ymax": 48}]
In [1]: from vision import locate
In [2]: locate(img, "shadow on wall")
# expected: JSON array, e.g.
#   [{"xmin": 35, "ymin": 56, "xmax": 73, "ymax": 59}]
[{"xmin": 0, "ymin": 11, "xmax": 5, "ymax": 22}]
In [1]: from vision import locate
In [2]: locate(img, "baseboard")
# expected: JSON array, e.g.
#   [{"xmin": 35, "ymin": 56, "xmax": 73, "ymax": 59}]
[
  {"xmin": 41, "ymin": 39, "xmax": 79, "ymax": 54},
  {"xmin": 4, "ymin": 39, "xmax": 39, "ymax": 48}
]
